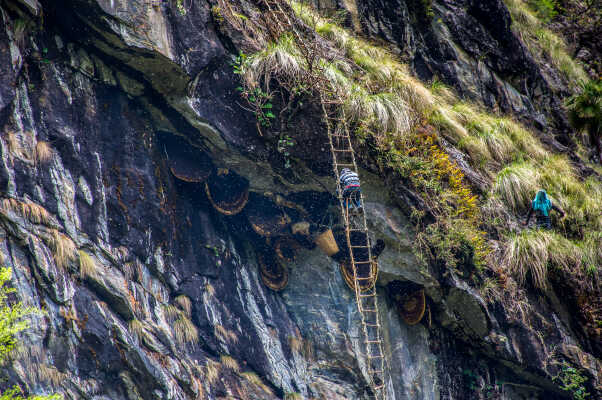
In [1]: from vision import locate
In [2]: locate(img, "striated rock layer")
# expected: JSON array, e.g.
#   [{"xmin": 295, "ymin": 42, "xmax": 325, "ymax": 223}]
[{"xmin": 0, "ymin": 0, "xmax": 599, "ymax": 399}]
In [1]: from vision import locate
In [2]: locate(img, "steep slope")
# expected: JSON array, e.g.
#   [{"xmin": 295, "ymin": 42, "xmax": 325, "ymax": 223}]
[{"xmin": 0, "ymin": 0, "xmax": 599, "ymax": 399}]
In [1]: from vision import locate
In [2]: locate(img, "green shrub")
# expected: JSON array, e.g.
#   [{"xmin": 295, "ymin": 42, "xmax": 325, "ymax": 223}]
[
  {"xmin": 554, "ymin": 362, "xmax": 590, "ymax": 400},
  {"xmin": 0, "ymin": 267, "xmax": 61, "ymax": 399},
  {"xmin": 528, "ymin": 0, "xmax": 558, "ymax": 23}
]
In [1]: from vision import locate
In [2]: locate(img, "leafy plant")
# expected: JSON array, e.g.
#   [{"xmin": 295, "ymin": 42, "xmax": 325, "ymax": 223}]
[
  {"xmin": 0, "ymin": 267, "xmax": 61, "ymax": 399},
  {"xmin": 554, "ymin": 362, "xmax": 590, "ymax": 400},
  {"xmin": 528, "ymin": 0, "xmax": 558, "ymax": 23},
  {"xmin": 566, "ymin": 79, "xmax": 602, "ymax": 163},
  {"xmin": 277, "ymin": 135, "xmax": 295, "ymax": 168},
  {"xmin": 232, "ymin": 52, "xmax": 276, "ymax": 128},
  {"xmin": 175, "ymin": 0, "xmax": 186, "ymax": 16}
]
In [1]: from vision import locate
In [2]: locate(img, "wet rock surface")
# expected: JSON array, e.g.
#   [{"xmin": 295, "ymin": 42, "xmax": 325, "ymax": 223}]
[{"xmin": 0, "ymin": 0, "xmax": 599, "ymax": 399}]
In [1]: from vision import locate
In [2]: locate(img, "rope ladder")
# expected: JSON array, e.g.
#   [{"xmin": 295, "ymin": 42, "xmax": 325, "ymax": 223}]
[{"xmin": 249, "ymin": 1, "xmax": 388, "ymax": 397}]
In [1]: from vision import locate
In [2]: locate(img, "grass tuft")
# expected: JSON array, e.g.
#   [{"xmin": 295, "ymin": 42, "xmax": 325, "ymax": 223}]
[
  {"xmin": 494, "ymin": 162, "xmax": 540, "ymax": 212},
  {"xmin": 288, "ymin": 335, "xmax": 303, "ymax": 353},
  {"xmin": 35, "ymin": 141, "xmax": 54, "ymax": 164},
  {"xmin": 175, "ymin": 294, "xmax": 192, "ymax": 317},
  {"xmin": 220, "ymin": 354, "xmax": 240, "ymax": 372},
  {"xmin": 243, "ymin": 33, "xmax": 305, "ymax": 90},
  {"xmin": 162, "ymin": 303, "xmax": 180, "ymax": 322},
  {"xmin": 174, "ymin": 315, "xmax": 199, "ymax": 344},
  {"xmin": 241, "ymin": 371, "xmax": 273, "ymax": 395},
  {"xmin": 205, "ymin": 360, "xmax": 220, "ymax": 384},
  {"xmin": 215, "ymin": 323, "xmax": 238, "ymax": 344},
  {"xmin": 0, "ymin": 197, "xmax": 51, "ymax": 225},
  {"xmin": 128, "ymin": 319, "xmax": 145, "ymax": 342},
  {"xmin": 49, "ymin": 229, "xmax": 76, "ymax": 270},
  {"xmin": 503, "ymin": 230, "xmax": 581, "ymax": 290},
  {"xmin": 78, "ymin": 250, "xmax": 98, "ymax": 280},
  {"xmin": 204, "ymin": 282, "xmax": 216, "ymax": 297}
]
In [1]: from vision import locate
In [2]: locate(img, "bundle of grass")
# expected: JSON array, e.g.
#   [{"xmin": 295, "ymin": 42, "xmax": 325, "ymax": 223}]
[
  {"xmin": 128, "ymin": 319, "xmax": 146, "ymax": 343},
  {"xmin": 241, "ymin": 371, "xmax": 273, "ymax": 395},
  {"xmin": 78, "ymin": 250, "xmax": 98, "ymax": 280},
  {"xmin": 204, "ymin": 360, "xmax": 220, "ymax": 385},
  {"xmin": 174, "ymin": 315, "xmax": 199, "ymax": 344},
  {"xmin": 503, "ymin": 230, "xmax": 582, "ymax": 290},
  {"xmin": 175, "ymin": 294, "xmax": 192, "ymax": 317},
  {"xmin": 242, "ymin": 33, "xmax": 306, "ymax": 90},
  {"xmin": 0, "ymin": 197, "xmax": 51, "ymax": 225},
  {"xmin": 494, "ymin": 162, "xmax": 540, "ymax": 212},
  {"xmin": 49, "ymin": 229, "xmax": 76, "ymax": 270},
  {"xmin": 480, "ymin": 277, "xmax": 502, "ymax": 304},
  {"xmin": 287, "ymin": 335, "xmax": 303, "ymax": 353},
  {"xmin": 35, "ymin": 141, "xmax": 54, "ymax": 165},
  {"xmin": 220, "ymin": 355, "xmax": 240, "ymax": 372},
  {"xmin": 162, "ymin": 303, "xmax": 180, "ymax": 322},
  {"xmin": 214, "ymin": 323, "xmax": 238, "ymax": 344},
  {"xmin": 204, "ymin": 282, "xmax": 216, "ymax": 297}
]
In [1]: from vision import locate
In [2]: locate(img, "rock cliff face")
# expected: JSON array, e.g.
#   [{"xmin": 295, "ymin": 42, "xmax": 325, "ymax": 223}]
[
  {"xmin": 0, "ymin": 0, "xmax": 599, "ymax": 399},
  {"xmin": 354, "ymin": 0, "xmax": 571, "ymax": 141}
]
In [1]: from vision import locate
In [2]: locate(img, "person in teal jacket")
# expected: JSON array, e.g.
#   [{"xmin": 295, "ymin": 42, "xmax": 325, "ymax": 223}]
[{"xmin": 524, "ymin": 189, "xmax": 565, "ymax": 229}]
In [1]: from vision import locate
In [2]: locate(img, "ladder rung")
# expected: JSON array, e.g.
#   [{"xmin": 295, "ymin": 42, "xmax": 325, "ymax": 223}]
[
  {"xmin": 351, "ymin": 245, "xmax": 370, "ymax": 248},
  {"xmin": 361, "ymin": 308, "xmax": 378, "ymax": 312},
  {"xmin": 330, "ymin": 134, "xmax": 349, "ymax": 138},
  {"xmin": 373, "ymin": 384, "xmax": 385, "ymax": 390},
  {"xmin": 364, "ymin": 323, "xmax": 380, "ymax": 327},
  {"xmin": 353, "ymin": 260, "xmax": 372, "ymax": 265},
  {"xmin": 358, "ymin": 293, "xmax": 376, "ymax": 298},
  {"xmin": 355, "ymin": 276, "xmax": 375, "ymax": 281},
  {"xmin": 365, "ymin": 340, "xmax": 381, "ymax": 344},
  {"xmin": 336, "ymin": 163, "xmax": 355, "ymax": 167},
  {"xmin": 333, "ymin": 148, "xmax": 353, "ymax": 152},
  {"xmin": 368, "ymin": 354, "xmax": 383, "ymax": 358}
]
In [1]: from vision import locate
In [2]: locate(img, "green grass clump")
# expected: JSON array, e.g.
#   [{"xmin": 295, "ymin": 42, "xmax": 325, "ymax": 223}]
[
  {"xmin": 78, "ymin": 250, "xmax": 97, "ymax": 280},
  {"xmin": 503, "ymin": 229, "xmax": 581, "ymax": 289},
  {"xmin": 174, "ymin": 315, "xmax": 199, "ymax": 344}
]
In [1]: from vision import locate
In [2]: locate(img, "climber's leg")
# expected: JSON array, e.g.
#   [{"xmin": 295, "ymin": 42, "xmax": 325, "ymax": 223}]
[{"xmin": 353, "ymin": 188, "xmax": 364, "ymax": 213}]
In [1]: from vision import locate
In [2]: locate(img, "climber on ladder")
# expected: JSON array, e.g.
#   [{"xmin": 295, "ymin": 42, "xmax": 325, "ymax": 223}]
[{"xmin": 340, "ymin": 168, "xmax": 363, "ymax": 213}]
